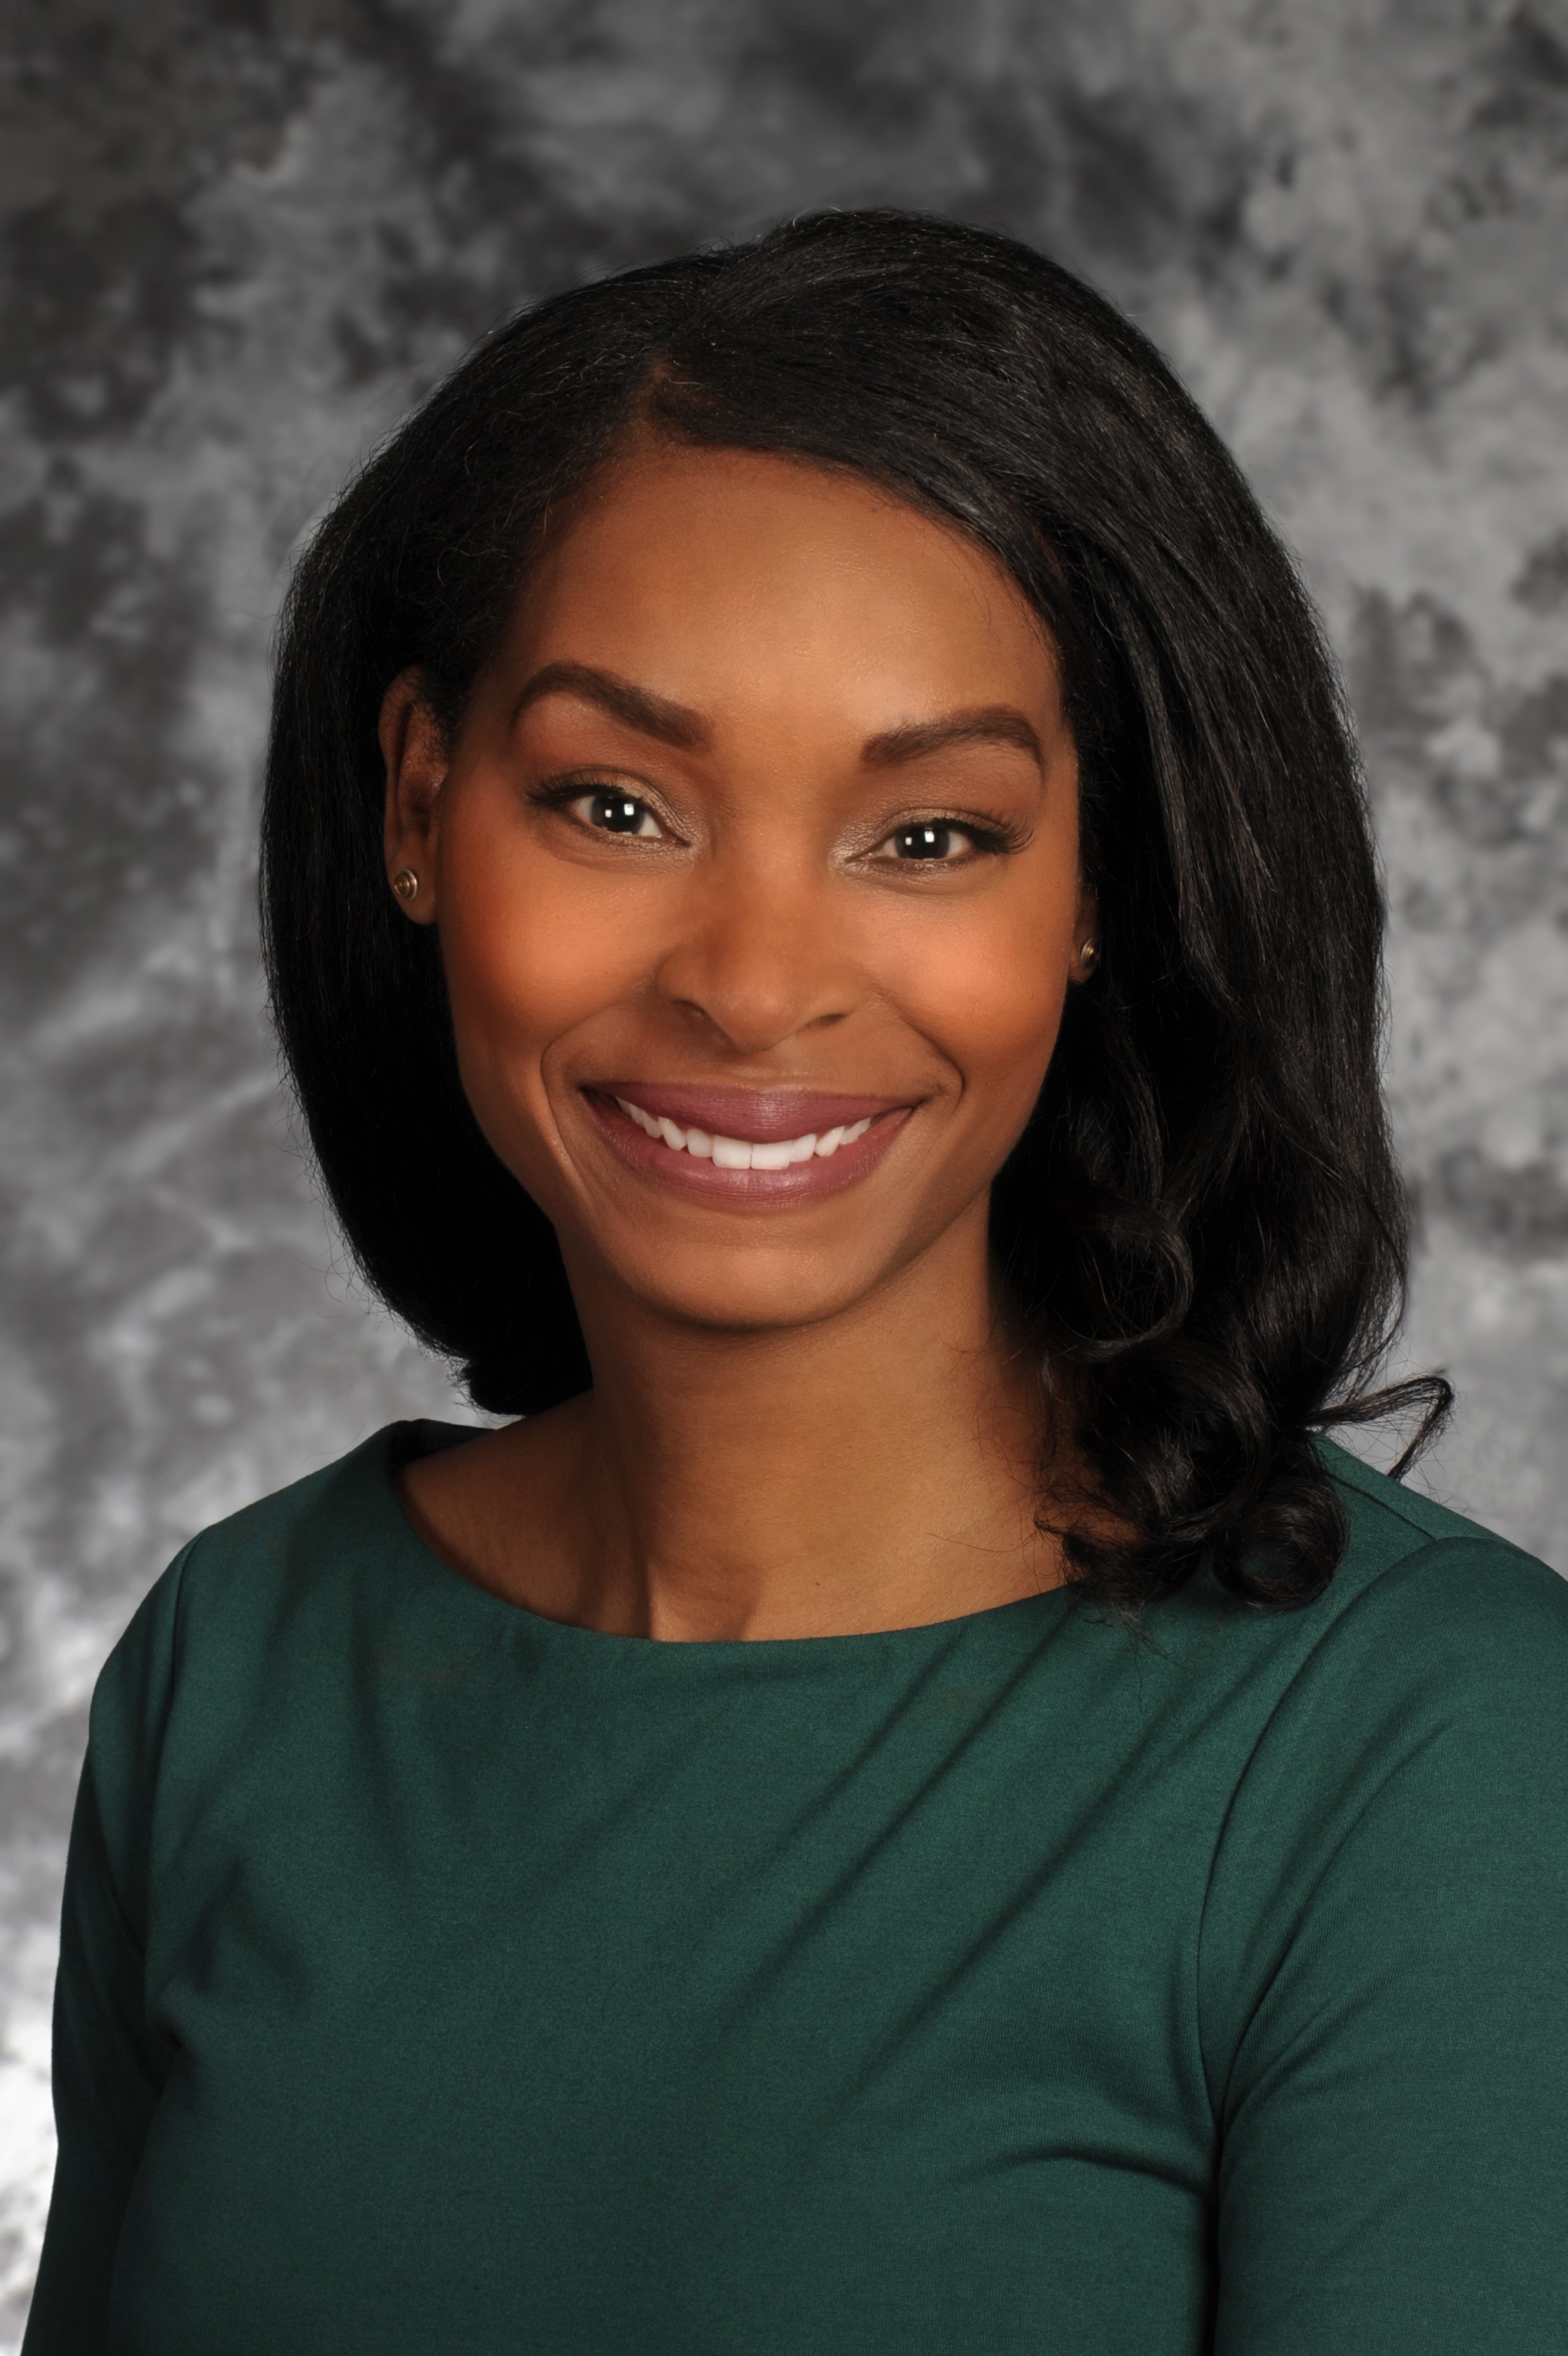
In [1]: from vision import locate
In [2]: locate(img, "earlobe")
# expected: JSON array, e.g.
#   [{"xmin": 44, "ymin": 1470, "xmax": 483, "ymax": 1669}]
[
  {"xmin": 1069, "ymin": 889, "xmax": 1100, "ymax": 983},
  {"xmin": 381, "ymin": 668, "xmax": 446, "ymax": 923}
]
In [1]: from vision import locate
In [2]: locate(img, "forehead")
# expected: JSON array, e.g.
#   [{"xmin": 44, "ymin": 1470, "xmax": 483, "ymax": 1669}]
[{"xmin": 501, "ymin": 442, "xmax": 1058, "ymax": 731}]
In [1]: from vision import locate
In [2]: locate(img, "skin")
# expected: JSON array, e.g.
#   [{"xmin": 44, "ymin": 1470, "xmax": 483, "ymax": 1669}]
[{"xmin": 382, "ymin": 440, "xmax": 1099, "ymax": 1640}]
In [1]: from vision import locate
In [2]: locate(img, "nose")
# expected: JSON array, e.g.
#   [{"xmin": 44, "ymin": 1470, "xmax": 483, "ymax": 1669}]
[{"xmin": 652, "ymin": 860, "xmax": 860, "ymax": 1055}]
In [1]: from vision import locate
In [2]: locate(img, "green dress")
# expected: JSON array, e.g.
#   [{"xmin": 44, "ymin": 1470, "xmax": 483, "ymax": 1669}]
[{"xmin": 24, "ymin": 1422, "xmax": 1568, "ymax": 2353}]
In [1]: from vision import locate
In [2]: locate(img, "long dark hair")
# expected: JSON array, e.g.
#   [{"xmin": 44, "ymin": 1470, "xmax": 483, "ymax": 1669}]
[{"xmin": 262, "ymin": 207, "xmax": 1447, "ymax": 1613}]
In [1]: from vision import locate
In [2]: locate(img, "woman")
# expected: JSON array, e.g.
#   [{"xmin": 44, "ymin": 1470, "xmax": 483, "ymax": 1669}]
[{"xmin": 26, "ymin": 210, "xmax": 1567, "ymax": 2353}]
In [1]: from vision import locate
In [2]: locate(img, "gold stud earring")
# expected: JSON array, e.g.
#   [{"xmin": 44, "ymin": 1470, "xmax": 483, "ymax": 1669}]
[
  {"xmin": 391, "ymin": 869, "xmax": 419, "ymax": 902},
  {"xmin": 1079, "ymin": 938, "xmax": 1098, "ymax": 970}
]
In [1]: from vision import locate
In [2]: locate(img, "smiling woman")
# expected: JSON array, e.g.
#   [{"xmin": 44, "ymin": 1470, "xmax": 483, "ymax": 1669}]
[
  {"xmin": 24, "ymin": 212, "xmax": 1568, "ymax": 2355},
  {"xmin": 379, "ymin": 441, "xmax": 1088, "ymax": 1508}
]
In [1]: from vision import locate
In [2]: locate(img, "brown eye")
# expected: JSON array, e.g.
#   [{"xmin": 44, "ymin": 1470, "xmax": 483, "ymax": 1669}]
[
  {"xmin": 578, "ymin": 790, "xmax": 663, "ymax": 837},
  {"xmin": 879, "ymin": 821, "xmax": 973, "ymax": 862}
]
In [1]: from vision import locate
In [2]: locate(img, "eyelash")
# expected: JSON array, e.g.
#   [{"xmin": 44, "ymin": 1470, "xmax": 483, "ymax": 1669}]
[
  {"xmin": 527, "ymin": 778, "xmax": 1029, "ymax": 865},
  {"xmin": 528, "ymin": 780, "xmax": 672, "ymax": 839},
  {"xmin": 874, "ymin": 817, "xmax": 1025, "ymax": 864}
]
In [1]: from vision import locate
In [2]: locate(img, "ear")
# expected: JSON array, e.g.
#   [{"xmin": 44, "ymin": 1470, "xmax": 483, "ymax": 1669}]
[
  {"xmin": 380, "ymin": 668, "xmax": 447, "ymax": 925},
  {"xmin": 1067, "ymin": 880, "xmax": 1100, "ymax": 984}
]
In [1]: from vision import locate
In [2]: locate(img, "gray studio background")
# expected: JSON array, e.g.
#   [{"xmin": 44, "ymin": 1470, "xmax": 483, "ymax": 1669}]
[{"xmin": 2, "ymin": 0, "xmax": 1567, "ymax": 2334}]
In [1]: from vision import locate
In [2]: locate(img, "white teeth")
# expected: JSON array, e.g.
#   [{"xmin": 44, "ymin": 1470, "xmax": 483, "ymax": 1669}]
[{"xmin": 613, "ymin": 1097, "xmax": 877, "ymax": 1168}]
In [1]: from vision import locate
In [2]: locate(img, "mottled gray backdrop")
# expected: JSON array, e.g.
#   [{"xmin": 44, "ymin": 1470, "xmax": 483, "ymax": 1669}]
[{"xmin": 3, "ymin": 0, "xmax": 1567, "ymax": 2334}]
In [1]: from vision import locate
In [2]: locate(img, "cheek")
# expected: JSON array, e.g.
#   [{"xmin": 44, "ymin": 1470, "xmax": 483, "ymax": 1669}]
[
  {"xmin": 885, "ymin": 903, "xmax": 1071, "ymax": 1132},
  {"xmin": 434, "ymin": 805, "xmax": 647, "ymax": 1132},
  {"xmin": 445, "ymin": 881, "xmax": 633, "ymax": 1046}
]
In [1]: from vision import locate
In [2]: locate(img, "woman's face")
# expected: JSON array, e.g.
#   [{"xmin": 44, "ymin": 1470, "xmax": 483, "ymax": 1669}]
[{"xmin": 384, "ymin": 442, "xmax": 1092, "ymax": 1335}]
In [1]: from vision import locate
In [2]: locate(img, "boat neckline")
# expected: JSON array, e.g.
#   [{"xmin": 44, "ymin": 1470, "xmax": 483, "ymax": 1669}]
[{"xmin": 372, "ymin": 1416, "xmax": 1081, "ymax": 1657}]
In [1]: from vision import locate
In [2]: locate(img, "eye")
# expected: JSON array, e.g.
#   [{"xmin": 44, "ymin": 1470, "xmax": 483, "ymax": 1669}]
[
  {"xmin": 873, "ymin": 820, "xmax": 980, "ymax": 864},
  {"xmin": 572, "ymin": 787, "xmax": 665, "ymax": 838}
]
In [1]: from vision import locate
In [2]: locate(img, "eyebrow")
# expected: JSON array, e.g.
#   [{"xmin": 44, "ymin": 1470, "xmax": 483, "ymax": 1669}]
[
  {"xmin": 512, "ymin": 663, "xmax": 1043, "ymax": 771},
  {"xmin": 860, "ymin": 708, "xmax": 1043, "ymax": 769},
  {"xmin": 511, "ymin": 662, "xmax": 708, "ymax": 749}
]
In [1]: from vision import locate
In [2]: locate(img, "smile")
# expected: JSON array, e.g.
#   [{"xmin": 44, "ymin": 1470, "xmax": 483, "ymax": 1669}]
[
  {"xmin": 583, "ymin": 1083, "xmax": 916, "ymax": 1204},
  {"xmin": 614, "ymin": 1097, "xmax": 874, "ymax": 1170}
]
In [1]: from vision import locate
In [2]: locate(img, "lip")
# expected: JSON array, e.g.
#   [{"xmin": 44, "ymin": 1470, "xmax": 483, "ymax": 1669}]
[
  {"xmin": 594, "ymin": 1083, "xmax": 911, "ymax": 1143},
  {"xmin": 581, "ymin": 1085, "xmax": 917, "ymax": 1205}
]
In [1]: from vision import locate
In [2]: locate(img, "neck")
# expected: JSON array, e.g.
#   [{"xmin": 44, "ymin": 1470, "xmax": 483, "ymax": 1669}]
[{"xmin": 540, "ymin": 1203, "xmax": 1065, "ymax": 1639}]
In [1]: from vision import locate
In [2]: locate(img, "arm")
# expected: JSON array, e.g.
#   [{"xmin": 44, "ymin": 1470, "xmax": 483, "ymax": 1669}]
[
  {"xmin": 23, "ymin": 1564, "xmax": 187, "ymax": 2355},
  {"xmin": 1203, "ymin": 1539, "xmax": 1568, "ymax": 2354}
]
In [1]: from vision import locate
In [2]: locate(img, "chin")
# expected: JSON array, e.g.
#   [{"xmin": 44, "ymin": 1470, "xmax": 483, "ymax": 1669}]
[{"xmin": 612, "ymin": 1247, "xmax": 882, "ymax": 1336}]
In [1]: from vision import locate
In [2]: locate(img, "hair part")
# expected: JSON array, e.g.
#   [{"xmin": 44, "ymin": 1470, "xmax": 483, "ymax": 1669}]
[{"xmin": 262, "ymin": 206, "xmax": 1448, "ymax": 1616}]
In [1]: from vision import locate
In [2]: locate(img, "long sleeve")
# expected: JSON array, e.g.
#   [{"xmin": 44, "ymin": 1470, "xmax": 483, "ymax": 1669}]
[
  {"xmin": 23, "ymin": 1559, "xmax": 187, "ymax": 2355},
  {"xmin": 1201, "ymin": 1537, "xmax": 1568, "ymax": 2353}
]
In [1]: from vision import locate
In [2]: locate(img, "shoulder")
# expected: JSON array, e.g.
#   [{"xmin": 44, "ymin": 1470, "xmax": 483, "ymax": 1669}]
[
  {"xmin": 1154, "ymin": 1440, "xmax": 1567, "ymax": 1738},
  {"xmin": 1309, "ymin": 1437, "xmax": 1568, "ymax": 1688},
  {"xmin": 177, "ymin": 1415, "xmax": 475, "ymax": 1578},
  {"xmin": 1199, "ymin": 1459, "xmax": 1568, "ymax": 2299},
  {"xmin": 88, "ymin": 1420, "xmax": 478, "ymax": 1761},
  {"xmin": 1196, "ymin": 1444, "xmax": 1568, "ymax": 1936},
  {"xmin": 1179, "ymin": 1443, "xmax": 1567, "ymax": 1973},
  {"xmin": 1318, "ymin": 1432, "xmax": 1548, "ymax": 1572}
]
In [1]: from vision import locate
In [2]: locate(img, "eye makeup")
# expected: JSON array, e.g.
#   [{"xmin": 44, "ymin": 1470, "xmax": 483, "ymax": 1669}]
[{"xmin": 525, "ymin": 773, "xmax": 1030, "ymax": 866}]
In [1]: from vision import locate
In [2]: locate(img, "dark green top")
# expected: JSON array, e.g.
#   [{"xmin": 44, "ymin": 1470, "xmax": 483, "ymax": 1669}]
[{"xmin": 25, "ymin": 1422, "xmax": 1568, "ymax": 2354}]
